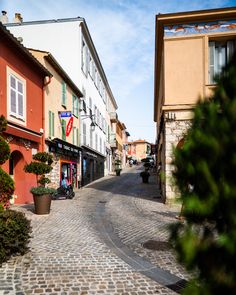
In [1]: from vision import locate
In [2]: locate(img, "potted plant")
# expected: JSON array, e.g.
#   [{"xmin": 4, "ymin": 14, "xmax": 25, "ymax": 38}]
[
  {"xmin": 114, "ymin": 159, "xmax": 122, "ymax": 176},
  {"xmin": 24, "ymin": 152, "xmax": 55, "ymax": 215},
  {"xmin": 140, "ymin": 169, "xmax": 150, "ymax": 183}
]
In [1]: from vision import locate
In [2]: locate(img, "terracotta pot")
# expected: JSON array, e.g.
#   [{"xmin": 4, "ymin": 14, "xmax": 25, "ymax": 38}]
[{"xmin": 33, "ymin": 194, "xmax": 52, "ymax": 215}]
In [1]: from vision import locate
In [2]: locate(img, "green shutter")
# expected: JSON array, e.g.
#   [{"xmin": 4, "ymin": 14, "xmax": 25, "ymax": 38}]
[
  {"xmin": 62, "ymin": 82, "xmax": 67, "ymax": 106},
  {"xmin": 62, "ymin": 119, "xmax": 66, "ymax": 141}
]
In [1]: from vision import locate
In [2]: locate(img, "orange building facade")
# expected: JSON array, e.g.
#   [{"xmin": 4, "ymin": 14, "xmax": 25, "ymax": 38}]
[{"xmin": 0, "ymin": 24, "xmax": 50, "ymax": 204}]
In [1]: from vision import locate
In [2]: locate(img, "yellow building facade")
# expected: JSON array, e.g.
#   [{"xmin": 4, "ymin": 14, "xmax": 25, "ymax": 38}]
[{"xmin": 154, "ymin": 7, "xmax": 236, "ymax": 203}]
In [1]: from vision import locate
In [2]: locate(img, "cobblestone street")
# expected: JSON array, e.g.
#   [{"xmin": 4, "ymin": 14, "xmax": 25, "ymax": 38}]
[{"xmin": 0, "ymin": 166, "xmax": 190, "ymax": 295}]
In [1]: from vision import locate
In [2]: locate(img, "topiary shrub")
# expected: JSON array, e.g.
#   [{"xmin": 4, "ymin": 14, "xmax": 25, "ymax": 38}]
[
  {"xmin": 0, "ymin": 115, "xmax": 14, "ymax": 209},
  {"xmin": 0, "ymin": 209, "xmax": 32, "ymax": 265},
  {"xmin": 169, "ymin": 55, "xmax": 236, "ymax": 295},
  {"xmin": 24, "ymin": 151, "xmax": 55, "ymax": 194}
]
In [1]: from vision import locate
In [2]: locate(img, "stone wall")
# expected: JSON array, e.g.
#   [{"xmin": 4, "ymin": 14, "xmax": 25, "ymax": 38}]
[{"xmin": 164, "ymin": 119, "xmax": 191, "ymax": 203}]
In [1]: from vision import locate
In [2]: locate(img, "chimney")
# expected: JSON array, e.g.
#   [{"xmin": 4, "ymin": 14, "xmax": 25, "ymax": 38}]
[
  {"xmin": 14, "ymin": 13, "xmax": 23, "ymax": 23},
  {"xmin": 0, "ymin": 11, "xmax": 8, "ymax": 24}
]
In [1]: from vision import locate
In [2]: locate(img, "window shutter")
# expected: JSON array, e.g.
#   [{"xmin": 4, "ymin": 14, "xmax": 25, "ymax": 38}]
[
  {"xmin": 76, "ymin": 128, "xmax": 79, "ymax": 146},
  {"xmin": 62, "ymin": 119, "xmax": 66, "ymax": 141},
  {"xmin": 209, "ymin": 41, "xmax": 215, "ymax": 84},
  {"xmin": 62, "ymin": 82, "xmax": 66, "ymax": 106}
]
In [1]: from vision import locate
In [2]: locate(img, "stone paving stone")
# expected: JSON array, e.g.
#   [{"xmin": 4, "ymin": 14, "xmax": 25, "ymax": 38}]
[{"xmin": 0, "ymin": 166, "xmax": 187, "ymax": 294}]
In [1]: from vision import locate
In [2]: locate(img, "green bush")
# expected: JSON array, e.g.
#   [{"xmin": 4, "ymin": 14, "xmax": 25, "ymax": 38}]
[
  {"xmin": 0, "ymin": 210, "xmax": 32, "ymax": 265},
  {"xmin": 170, "ymin": 55, "xmax": 236, "ymax": 295},
  {"xmin": 0, "ymin": 116, "xmax": 14, "ymax": 209},
  {"xmin": 0, "ymin": 169, "xmax": 14, "ymax": 205}
]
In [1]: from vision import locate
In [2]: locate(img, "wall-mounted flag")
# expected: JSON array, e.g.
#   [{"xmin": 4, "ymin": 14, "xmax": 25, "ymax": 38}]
[{"xmin": 66, "ymin": 117, "xmax": 73, "ymax": 136}]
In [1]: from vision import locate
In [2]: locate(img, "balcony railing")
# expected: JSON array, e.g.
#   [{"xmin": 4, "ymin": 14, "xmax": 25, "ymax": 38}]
[
  {"xmin": 109, "ymin": 112, "xmax": 118, "ymax": 123},
  {"xmin": 109, "ymin": 132, "xmax": 117, "ymax": 148}
]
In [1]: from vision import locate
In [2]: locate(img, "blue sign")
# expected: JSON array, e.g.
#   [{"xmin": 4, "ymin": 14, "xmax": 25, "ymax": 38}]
[{"xmin": 60, "ymin": 111, "xmax": 72, "ymax": 118}]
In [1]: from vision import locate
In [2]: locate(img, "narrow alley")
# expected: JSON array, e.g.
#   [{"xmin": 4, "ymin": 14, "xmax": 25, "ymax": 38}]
[{"xmin": 0, "ymin": 166, "xmax": 190, "ymax": 295}]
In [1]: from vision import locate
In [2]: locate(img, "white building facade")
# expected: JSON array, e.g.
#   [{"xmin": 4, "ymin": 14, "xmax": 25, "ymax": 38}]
[{"xmin": 7, "ymin": 17, "xmax": 118, "ymax": 186}]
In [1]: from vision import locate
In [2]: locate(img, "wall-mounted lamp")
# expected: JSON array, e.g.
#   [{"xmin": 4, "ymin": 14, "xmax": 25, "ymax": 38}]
[{"xmin": 81, "ymin": 114, "xmax": 96, "ymax": 131}]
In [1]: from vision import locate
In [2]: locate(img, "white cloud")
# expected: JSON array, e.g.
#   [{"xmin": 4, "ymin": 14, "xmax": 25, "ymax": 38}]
[{"xmin": 1, "ymin": 0, "xmax": 235, "ymax": 142}]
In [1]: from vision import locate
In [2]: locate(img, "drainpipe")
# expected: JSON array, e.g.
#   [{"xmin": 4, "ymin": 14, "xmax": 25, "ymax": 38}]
[{"xmin": 42, "ymin": 76, "xmax": 52, "ymax": 151}]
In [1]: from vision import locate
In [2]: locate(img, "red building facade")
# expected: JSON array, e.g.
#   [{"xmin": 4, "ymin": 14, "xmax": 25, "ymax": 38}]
[{"xmin": 0, "ymin": 24, "xmax": 51, "ymax": 204}]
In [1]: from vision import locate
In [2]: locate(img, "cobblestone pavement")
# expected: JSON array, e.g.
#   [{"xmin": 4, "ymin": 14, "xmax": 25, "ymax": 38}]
[{"xmin": 0, "ymin": 166, "xmax": 191, "ymax": 295}]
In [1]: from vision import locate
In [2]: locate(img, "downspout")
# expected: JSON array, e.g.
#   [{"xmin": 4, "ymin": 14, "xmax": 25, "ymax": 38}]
[{"xmin": 42, "ymin": 76, "xmax": 52, "ymax": 151}]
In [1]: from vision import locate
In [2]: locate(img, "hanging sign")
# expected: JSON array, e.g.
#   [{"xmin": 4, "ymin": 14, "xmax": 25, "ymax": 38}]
[{"xmin": 66, "ymin": 117, "xmax": 73, "ymax": 136}]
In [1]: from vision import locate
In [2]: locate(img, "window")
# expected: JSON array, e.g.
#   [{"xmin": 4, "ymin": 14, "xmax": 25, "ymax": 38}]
[
  {"xmin": 61, "ymin": 119, "xmax": 66, "ymax": 141},
  {"xmin": 90, "ymin": 129, "xmax": 93, "ymax": 148},
  {"xmin": 49, "ymin": 111, "xmax": 54, "ymax": 137},
  {"xmin": 100, "ymin": 137, "xmax": 102, "ymax": 153},
  {"xmin": 72, "ymin": 95, "xmax": 79, "ymax": 117},
  {"xmin": 8, "ymin": 70, "xmax": 25, "ymax": 121},
  {"xmin": 82, "ymin": 39, "xmax": 88, "ymax": 76},
  {"xmin": 95, "ymin": 133, "xmax": 98, "ymax": 150},
  {"xmin": 209, "ymin": 40, "xmax": 235, "ymax": 84},
  {"xmin": 61, "ymin": 82, "xmax": 67, "ymax": 106},
  {"xmin": 83, "ymin": 123, "xmax": 86, "ymax": 145},
  {"xmin": 73, "ymin": 127, "xmax": 79, "ymax": 146}
]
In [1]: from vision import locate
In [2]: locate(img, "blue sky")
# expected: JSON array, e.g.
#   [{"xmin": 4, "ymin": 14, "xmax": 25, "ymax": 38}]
[{"xmin": 1, "ymin": 0, "xmax": 236, "ymax": 143}]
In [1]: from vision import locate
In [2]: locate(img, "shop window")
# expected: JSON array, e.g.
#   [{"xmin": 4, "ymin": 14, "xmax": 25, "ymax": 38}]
[{"xmin": 209, "ymin": 40, "xmax": 235, "ymax": 84}]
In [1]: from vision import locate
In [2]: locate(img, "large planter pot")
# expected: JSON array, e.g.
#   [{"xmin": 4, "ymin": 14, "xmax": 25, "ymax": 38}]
[
  {"xmin": 33, "ymin": 194, "xmax": 52, "ymax": 215},
  {"xmin": 115, "ymin": 169, "xmax": 121, "ymax": 176},
  {"xmin": 141, "ymin": 176, "xmax": 149, "ymax": 183}
]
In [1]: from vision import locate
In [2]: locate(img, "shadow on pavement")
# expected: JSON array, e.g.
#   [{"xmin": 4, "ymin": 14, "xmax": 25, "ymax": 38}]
[{"xmin": 85, "ymin": 166, "xmax": 162, "ymax": 202}]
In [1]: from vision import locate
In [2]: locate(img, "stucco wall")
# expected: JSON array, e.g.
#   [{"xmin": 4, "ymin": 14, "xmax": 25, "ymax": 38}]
[{"xmin": 164, "ymin": 36, "xmax": 204, "ymax": 105}]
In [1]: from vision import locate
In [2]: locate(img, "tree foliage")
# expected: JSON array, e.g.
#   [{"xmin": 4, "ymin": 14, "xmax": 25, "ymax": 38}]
[{"xmin": 170, "ymin": 55, "xmax": 236, "ymax": 295}]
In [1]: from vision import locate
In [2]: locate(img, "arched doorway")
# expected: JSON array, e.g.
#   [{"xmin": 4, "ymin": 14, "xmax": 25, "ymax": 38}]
[{"xmin": 10, "ymin": 150, "xmax": 27, "ymax": 204}]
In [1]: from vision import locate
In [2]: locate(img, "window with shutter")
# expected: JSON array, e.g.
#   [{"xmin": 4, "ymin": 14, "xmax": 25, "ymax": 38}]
[
  {"xmin": 62, "ymin": 119, "xmax": 66, "ymax": 141},
  {"xmin": 73, "ymin": 95, "xmax": 79, "ymax": 117},
  {"xmin": 8, "ymin": 70, "xmax": 26, "ymax": 122},
  {"xmin": 61, "ymin": 82, "xmax": 67, "ymax": 106}
]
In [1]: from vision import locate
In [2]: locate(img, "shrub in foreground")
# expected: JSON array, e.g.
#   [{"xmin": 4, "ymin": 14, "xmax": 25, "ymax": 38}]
[{"xmin": 0, "ymin": 210, "xmax": 32, "ymax": 265}]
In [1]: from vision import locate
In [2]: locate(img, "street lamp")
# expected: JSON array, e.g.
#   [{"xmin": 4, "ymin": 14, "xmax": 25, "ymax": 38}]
[{"xmin": 80, "ymin": 114, "xmax": 96, "ymax": 131}]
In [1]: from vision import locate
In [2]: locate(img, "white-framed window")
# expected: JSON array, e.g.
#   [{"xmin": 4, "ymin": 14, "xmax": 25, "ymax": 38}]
[
  {"xmin": 73, "ymin": 127, "xmax": 79, "ymax": 146},
  {"xmin": 7, "ymin": 67, "xmax": 26, "ymax": 123},
  {"xmin": 82, "ymin": 39, "xmax": 88, "ymax": 75},
  {"xmin": 90, "ymin": 129, "xmax": 93, "ymax": 148},
  {"xmin": 209, "ymin": 40, "xmax": 235, "ymax": 84}
]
